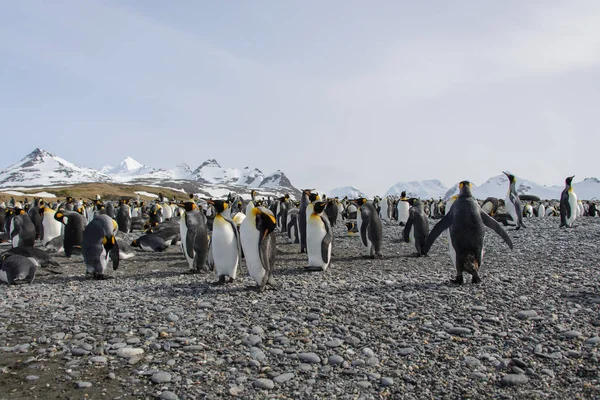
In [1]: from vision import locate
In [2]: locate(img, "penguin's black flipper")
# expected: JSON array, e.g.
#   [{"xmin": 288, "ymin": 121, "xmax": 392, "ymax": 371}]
[
  {"xmin": 359, "ymin": 211, "xmax": 370, "ymax": 248},
  {"xmin": 185, "ymin": 213, "xmax": 197, "ymax": 260},
  {"xmin": 421, "ymin": 214, "xmax": 453, "ymax": 255},
  {"xmin": 403, "ymin": 215, "xmax": 413, "ymax": 243},
  {"xmin": 480, "ymin": 211, "xmax": 513, "ymax": 250},
  {"xmin": 111, "ymin": 239, "xmax": 120, "ymax": 270},
  {"xmin": 320, "ymin": 215, "xmax": 333, "ymax": 265}
]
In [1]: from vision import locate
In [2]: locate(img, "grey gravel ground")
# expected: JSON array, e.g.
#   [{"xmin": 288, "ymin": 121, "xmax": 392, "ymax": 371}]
[{"xmin": 1, "ymin": 216, "xmax": 600, "ymax": 399}]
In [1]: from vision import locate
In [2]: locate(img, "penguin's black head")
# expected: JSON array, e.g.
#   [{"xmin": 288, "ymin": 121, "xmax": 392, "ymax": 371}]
[
  {"xmin": 503, "ymin": 171, "xmax": 516, "ymax": 183},
  {"xmin": 313, "ymin": 201, "xmax": 327, "ymax": 214},
  {"xmin": 179, "ymin": 201, "xmax": 197, "ymax": 212},
  {"xmin": 102, "ymin": 235, "xmax": 116, "ymax": 251},
  {"xmin": 131, "ymin": 239, "xmax": 139, "ymax": 248},
  {"xmin": 208, "ymin": 199, "xmax": 228, "ymax": 214},
  {"xmin": 401, "ymin": 191, "xmax": 407, "ymax": 199},
  {"xmin": 565, "ymin": 175, "xmax": 575, "ymax": 186},
  {"xmin": 284, "ymin": 193, "xmax": 290, "ymax": 200},
  {"xmin": 254, "ymin": 207, "xmax": 277, "ymax": 236},
  {"xmin": 345, "ymin": 222, "xmax": 355, "ymax": 230},
  {"xmin": 458, "ymin": 181, "xmax": 473, "ymax": 196},
  {"xmin": 309, "ymin": 193, "xmax": 319, "ymax": 202},
  {"xmin": 353, "ymin": 198, "xmax": 368, "ymax": 205}
]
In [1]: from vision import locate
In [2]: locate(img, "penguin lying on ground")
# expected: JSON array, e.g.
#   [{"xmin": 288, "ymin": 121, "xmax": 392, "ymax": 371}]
[
  {"xmin": 3, "ymin": 246, "xmax": 60, "ymax": 268},
  {"xmin": 131, "ymin": 233, "xmax": 169, "ymax": 252},
  {"xmin": 0, "ymin": 253, "xmax": 37, "ymax": 285}
]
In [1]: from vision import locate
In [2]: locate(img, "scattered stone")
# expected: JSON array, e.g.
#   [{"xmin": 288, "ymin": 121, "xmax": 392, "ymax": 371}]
[
  {"xmin": 298, "ymin": 352, "xmax": 321, "ymax": 363},
  {"xmin": 151, "ymin": 372, "xmax": 172, "ymax": 384},
  {"xmin": 501, "ymin": 374, "xmax": 529, "ymax": 386},
  {"xmin": 254, "ymin": 378, "xmax": 274, "ymax": 390}
]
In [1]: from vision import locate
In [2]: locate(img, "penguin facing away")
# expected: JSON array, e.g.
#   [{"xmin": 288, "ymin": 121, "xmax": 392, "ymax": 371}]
[
  {"xmin": 178, "ymin": 200, "xmax": 209, "ymax": 272},
  {"xmin": 354, "ymin": 198, "xmax": 383, "ymax": 259},
  {"xmin": 560, "ymin": 175, "xmax": 577, "ymax": 228},
  {"xmin": 55, "ymin": 210, "xmax": 86, "ymax": 258},
  {"xmin": 306, "ymin": 201, "xmax": 333, "ymax": 271},
  {"xmin": 207, "ymin": 200, "xmax": 241, "ymax": 284},
  {"xmin": 403, "ymin": 199, "xmax": 429, "ymax": 256},
  {"xmin": 240, "ymin": 206, "xmax": 277, "ymax": 291},
  {"xmin": 423, "ymin": 181, "xmax": 513, "ymax": 284}
]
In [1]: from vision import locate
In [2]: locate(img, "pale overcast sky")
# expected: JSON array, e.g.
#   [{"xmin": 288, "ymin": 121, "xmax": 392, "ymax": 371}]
[{"xmin": 1, "ymin": 1, "xmax": 599, "ymax": 195}]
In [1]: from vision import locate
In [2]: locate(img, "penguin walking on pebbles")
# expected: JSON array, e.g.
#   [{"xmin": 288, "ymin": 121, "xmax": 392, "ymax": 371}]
[
  {"xmin": 207, "ymin": 200, "xmax": 241, "ymax": 284},
  {"xmin": 240, "ymin": 206, "xmax": 277, "ymax": 291},
  {"xmin": 306, "ymin": 201, "xmax": 333, "ymax": 271},
  {"xmin": 560, "ymin": 176, "xmax": 577, "ymax": 228},
  {"xmin": 397, "ymin": 192, "xmax": 410, "ymax": 226},
  {"xmin": 403, "ymin": 199, "xmax": 429, "ymax": 256},
  {"xmin": 0, "ymin": 253, "xmax": 37, "ymax": 285},
  {"xmin": 423, "ymin": 181, "xmax": 513, "ymax": 284},
  {"xmin": 82, "ymin": 214, "xmax": 119, "ymax": 279}
]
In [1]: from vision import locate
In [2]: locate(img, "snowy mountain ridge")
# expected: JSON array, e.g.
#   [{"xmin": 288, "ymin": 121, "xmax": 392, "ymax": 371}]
[{"xmin": 0, "ymin": 149, "xmax": 298, "ymax": 198}]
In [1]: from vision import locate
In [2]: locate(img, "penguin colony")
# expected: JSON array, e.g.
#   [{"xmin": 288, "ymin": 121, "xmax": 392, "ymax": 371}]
[{"xmin": 0, "ymin": 174, "xmax": 597, "ymax": 287}]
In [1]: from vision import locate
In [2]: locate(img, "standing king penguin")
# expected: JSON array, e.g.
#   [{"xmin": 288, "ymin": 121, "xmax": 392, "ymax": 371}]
[
  {"xmin": 423, "ymin": 181, "xmax": 513, "ymax": 284},
  {"xmin": 306, "ymin": 201, "xmax": 333, "ymax": 271},
  {"xmin": 207, "ymin": 200, "xmax": 241, "ymax": 284},
  {"xmin": 178, "ymin": 200, "xmax": 209, "ymax": 273},
  {"xmin": 403, "ymin": 199, "xmax": 429, "ymax": 256},
  {"xmin": 354, "ymin": 198, "xmax": 383, "ymax": 258},
  {"xmin": 560, "ymin": 176, "xmax": 577, "ymax": 228},
  {"xmin": 240, "ymin": 206, "xmax": 277, "ymax": 291},
  {"xmin": 503, "ymin": 172, "xmax": 526, "ymax": 230}
]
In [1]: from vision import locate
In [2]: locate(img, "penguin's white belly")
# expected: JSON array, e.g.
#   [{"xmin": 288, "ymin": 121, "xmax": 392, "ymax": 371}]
[
  {"xmin": 481, "ymin": 202, "xmax": 493, "ymax": 215},
  {"xmin": 545, "ymin": 207, "xmax": 555, "ymax": 217},
  {"xmin": 42, "ymin": 215, "xmax": 62, "ymax": 246},
  {"xmin": 537, "ymin": 204, "xmax": 545, "ymax": 218},
  {"xmin": 447, "ymin": 231, "xmax": 456, "ymax": 267},
  {"xmin": 99, "ymin": 247, "xmax": 109, "ymax": 275},
  {"xmin": 336, "ymin": 205, "xmax": 343, "ymax": 222},
  {"xmin": 577, "ymin": 202, "xmax": 584, "ymax": 218},
  {"xmin": 212, "ymin": 218, "xmax": 239, "ymax": 279},
  {"xmin": 162, "ymin": 204, "xmax": 173, "ymax": 219},
  {"xmin": 409, "ymin": 226, "xmax": 415, "ymax": 243},
  {"xmin": 397, "ymin": 203, "xmax": 409, "ymax": 224},
  {"xmin": 380, "ymin": 203, "xmax": 389, "ymax": 221},
  {"xmin": 567, "ymin": 192, "xmax": 578, "ymax": 226},
  {"xmin": 140, "ymin": 243, "xmax": 155, "ymax": 252},
  {"xmin": 0, "ymin": 269, "xmax": 8, "ymax": 283},
  {"xmin": 307, "ymin": 216, "xmax": 328, "ymax": 268},
  {"xmin": 505, "ymin": 195, "xmax": 517, "ymax": 225},
  {"xmin": 120, "ymin": 251, "xmax": 135, "ymax": 260},
  {"xmin": 180, "ymin": 215, "xmax": 193, "ymax": 268},
  {"xmin": 240, "ymin": 223, "xmax": 265, "ymax": 284}
]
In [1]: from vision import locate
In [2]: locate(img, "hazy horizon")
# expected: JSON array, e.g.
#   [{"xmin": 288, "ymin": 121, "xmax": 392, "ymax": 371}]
[{"xmin": 2, "ymin": 1, "xmax": 599, "ymax": 195}]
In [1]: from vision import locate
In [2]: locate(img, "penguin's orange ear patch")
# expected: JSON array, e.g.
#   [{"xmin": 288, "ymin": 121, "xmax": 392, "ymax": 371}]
[
  {"xmin": 56, "ymin": 213, "xmax": 63, "ymax": 219},
  {"xmin": 111, "ymin": 236, "xmax": 115, "ymax": 244},
  {"xmin": 102, "ymin": 237, "xmax": 108, "ymax": 245}
]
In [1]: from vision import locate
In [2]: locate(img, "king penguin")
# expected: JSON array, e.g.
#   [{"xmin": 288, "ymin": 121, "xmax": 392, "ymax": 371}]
[
  {"xmin": 306, "ymin": 201, "xmax": 333, "ymax": 271},
  {"xmin": 397, "ymin": 191, "xmax": 410, "ymax": 226},
  {"xmin": 423, "ymin": 181, "xmax": 513, "ymax": 284},
  {"xmin": 286, "ymin": 208, "xmax": 300, "ymax": 244},
  {"xmin": 503, "ymin": 172, "xmax": 526, "ymax": 230},
  {"xmin": 240, "ymin": 206, "xmax": 277, "ymax": 291},
  {"xmin": 55, "ymin": 209, "xmax": 86, "ymax": 257},
  {"xmin": 9, "ymin": 204, "xmax": 36, "ymax": 248},
  {"xmin": 41, "ymin": 204, "xmax": 63, "ymax": 248},
  {"xmin": 560, "ymin": 175, "xmax": 577, "ymax": 228},
  {"xmin": 0, "ymin": 254, "xmax": 37, "ymax": 285},
  {"xmin": 116, "ymin": 199, "xmax": 132, "ymax": 234},
  {"xmin": 354, "ymin": 198, "xmax": 383, "ymax": 258},
  {"xmin": 178, "ymin": 200, "xmax": 209, "ymax": 272},
  {"xmin": 82, "ymin": 214, "xmax": 119, "ymax": 279},
  {"xmin": 207, "ymin": 200, "xmax": 241, "ymax": 284},
  {"xmin": 298, "ymin": 190, "xmax": 311, "ymax": 253},
  {"xmin": 403, "ymin": 199, "xmax": 429, "ymax": 256}
]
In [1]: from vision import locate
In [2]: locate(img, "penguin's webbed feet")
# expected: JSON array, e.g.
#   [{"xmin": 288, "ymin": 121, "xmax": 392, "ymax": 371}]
[
  {"xmin": 471, "ymin": 275, "xmax": 481, "ymax": 284},
  {"xmin": 450, "ymin": 276, "xmax": 464, "ymax": 285}
]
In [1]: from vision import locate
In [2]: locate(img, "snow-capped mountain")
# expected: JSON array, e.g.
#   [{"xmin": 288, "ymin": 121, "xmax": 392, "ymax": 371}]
[
  {"xmin": 258, "ymin": 170, "xmax": 294, "ymax": 192},
  {"xmin": 190, "ymin": 159, "xmax": 265, "ymax": 187},
  {"xmin": 101, "ymin": 156, "xmax": 153, "ymax": 175},
  {"xmin": 0, "ymin": 148, "xmax": 113, "ymax": 187},
  {"xmin": 327, "ymin": 186, "xmax": 368, "ymax": 199},
  {"xmin": 385, "ymin": 179, "xmax": 448, "ymax": 199},
  {"xmin": 0, "ymin": 149, "xmax": 299, "ymax": 198},
  {"xmin": 572, "ymin": 178, "xmax": 600, "ymax": 201}
]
